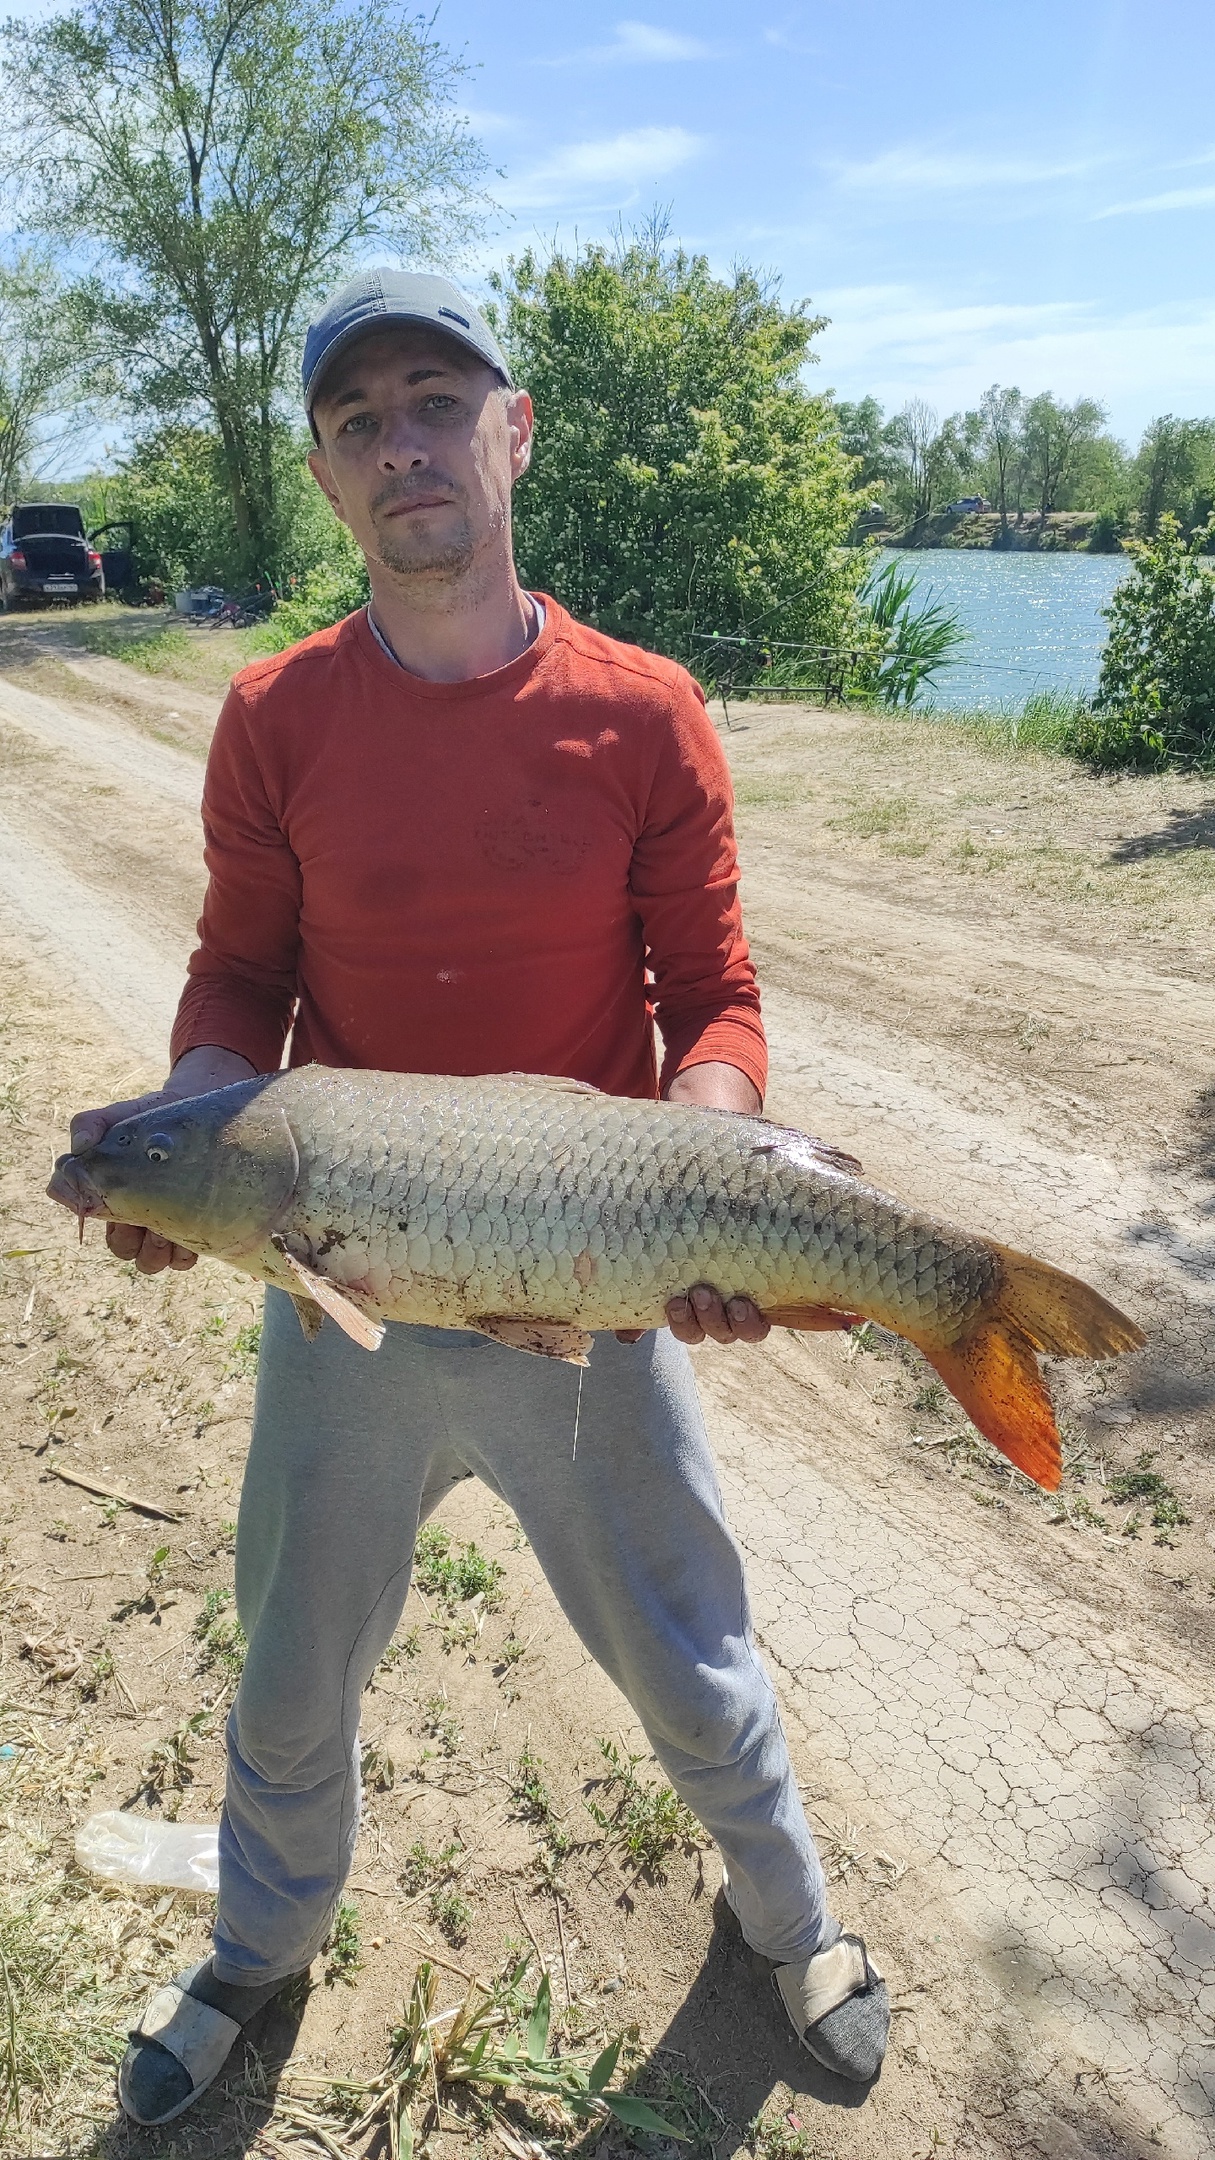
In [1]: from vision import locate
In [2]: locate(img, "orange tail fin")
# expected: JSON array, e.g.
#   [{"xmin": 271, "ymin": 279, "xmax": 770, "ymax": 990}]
[
  {"xmin": 919, "ymin": 1248, "xmax": 1145, "ymax": 1492},
  {"xmin": 922, "ymin": 1320, "xmax": 1064, "ymax": 1490},
  {"xmin": 989, "ymin": 1244, "xmax": 1146, "ymax": 1360}
]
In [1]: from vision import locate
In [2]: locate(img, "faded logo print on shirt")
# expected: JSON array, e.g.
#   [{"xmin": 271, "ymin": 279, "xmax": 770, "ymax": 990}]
[{"xmin": 477, "ymin": 798, "xmax": 593, "ymax": 876}]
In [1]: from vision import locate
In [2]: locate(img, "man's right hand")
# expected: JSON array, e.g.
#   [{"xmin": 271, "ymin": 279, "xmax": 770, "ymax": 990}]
[{"xmin": 66, "ymin": 1046, "xmax": 257, "ymax": 1277}]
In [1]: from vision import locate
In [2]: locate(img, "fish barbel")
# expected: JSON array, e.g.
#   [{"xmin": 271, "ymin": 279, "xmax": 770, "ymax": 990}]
[{"xmin": 47, "ymin": 1068, "xmax": 1144, "ymax": 1490}]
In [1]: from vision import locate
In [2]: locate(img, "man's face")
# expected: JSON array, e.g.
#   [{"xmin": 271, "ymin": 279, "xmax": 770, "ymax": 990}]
[{"xmin": 307, "ymin": 326, "xmax": 533, "ymax": 583}]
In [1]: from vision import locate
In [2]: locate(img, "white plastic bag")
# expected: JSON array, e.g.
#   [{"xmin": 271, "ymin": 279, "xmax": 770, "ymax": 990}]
[{"xmin": 75, "ymin": 1809, "xmax": 219, "ymax": 1893}]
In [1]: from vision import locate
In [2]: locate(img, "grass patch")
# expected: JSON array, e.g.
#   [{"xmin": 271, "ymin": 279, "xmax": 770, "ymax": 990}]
[
  {"xmin": 0, "ymin": 1877, "xmax": 140, "ymax": 2137},
  {"xmin": 78, "ymin": 620, "xmax": 195, "ymax": 674},
  {"xmin": 829, "ymin": 792, "xmax": 914, "ymax": 838},
  {"xmin": 910, "ymin": 689, "xmax": 1094, "ymax": 761},
  {"xmin": 733, "ymin": 777, "xmax": 809, "ymax": 809}
]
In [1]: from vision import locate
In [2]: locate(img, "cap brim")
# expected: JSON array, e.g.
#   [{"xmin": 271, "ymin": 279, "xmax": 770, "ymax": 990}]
[{"xmin": 305, "ymin": 311, "xmax": 512, "ymax": 411}]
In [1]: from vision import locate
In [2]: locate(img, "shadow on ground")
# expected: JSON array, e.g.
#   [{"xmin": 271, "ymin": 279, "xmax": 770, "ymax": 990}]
[
  {"xmin": 622, "ymin": 1893, "xmax": 876, "ymax": 2145},
  {"xmin": 1107, "ymin": 804, "xmax": 1215, "ymax": 862}
]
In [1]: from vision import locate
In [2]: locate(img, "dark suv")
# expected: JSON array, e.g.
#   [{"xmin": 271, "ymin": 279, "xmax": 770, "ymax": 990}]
[{"xmin": 0, "ymin": 503, "xmax": 105, "ymax": 608}]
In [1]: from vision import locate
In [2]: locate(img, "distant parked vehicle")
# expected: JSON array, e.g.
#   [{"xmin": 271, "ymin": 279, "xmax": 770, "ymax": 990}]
[
  {"xmin": 87, "ymin": 518, "xmax": 136, "ymax": 598},
  {"xmin": 0, "ymin": 503, "xmax": 105, "ymax": 609},
  {"xmin": 946, "ymin": 495, "xmax": 989, "ymax": 516}
]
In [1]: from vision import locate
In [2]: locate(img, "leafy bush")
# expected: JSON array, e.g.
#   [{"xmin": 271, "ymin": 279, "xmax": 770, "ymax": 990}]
[
  {"xmin": 93, "ymin": 423, "xmax": 359, "ymax": 596},
  {"xmin": 1084, "ymin": 515, "xmax": 1215, "ymax": 767},
  {"xmin": 247, "ymin": 543, "xmax": 369, "ymax": 652},
  {"xmin": 491, "ymin": 229, "xmax": 865, "ymax": 663},
  {"xmin": 1087, "ymin": 503, "xmax": 1132, "ymax": 553}
]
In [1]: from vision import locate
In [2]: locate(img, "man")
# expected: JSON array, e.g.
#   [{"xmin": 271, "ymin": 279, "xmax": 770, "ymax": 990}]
[{"xmin": 67, "ymin": 270, "xmax": 888, "ymax": 2127}]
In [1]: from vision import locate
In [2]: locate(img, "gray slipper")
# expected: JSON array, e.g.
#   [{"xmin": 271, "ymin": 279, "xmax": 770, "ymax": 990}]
[
  {"xmin": 118, "ymin": 1968, "xmax": 243, "ymax": 2126},
  {"xmin": 718, "ymin": 1864, "xmax": 889, "ymax": 2083},
  {"xmin": 774, "ymin": 1933, "xmax": 889, "ymax": 2082}
]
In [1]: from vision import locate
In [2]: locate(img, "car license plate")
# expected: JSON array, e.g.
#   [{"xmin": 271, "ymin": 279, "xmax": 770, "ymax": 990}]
[{"xmin": 45, "ymin": 579, "xmax": 77, "ymax": 591}]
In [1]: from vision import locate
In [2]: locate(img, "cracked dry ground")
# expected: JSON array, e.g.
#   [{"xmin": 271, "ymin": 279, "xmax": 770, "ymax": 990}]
[{"xmin": 1, "ymin": 619, "xmax": 1213, "ymax": 2158}]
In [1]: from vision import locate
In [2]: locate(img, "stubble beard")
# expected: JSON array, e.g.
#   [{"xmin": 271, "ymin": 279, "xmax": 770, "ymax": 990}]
[{"xmin": 368, "ymin": 476, "xmax": 478, "ymax": 579}]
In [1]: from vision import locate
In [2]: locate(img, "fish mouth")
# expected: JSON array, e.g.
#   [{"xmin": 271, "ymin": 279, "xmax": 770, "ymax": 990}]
[{"xmin": 47, "ymin": 1153, "xmax": 113, "ymax": 1241}]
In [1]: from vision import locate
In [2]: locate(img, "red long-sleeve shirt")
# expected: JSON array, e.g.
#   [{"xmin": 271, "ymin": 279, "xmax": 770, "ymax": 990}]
[{"xmin": 171, "ymin": 598, "xmax": 766, "ymax": 1102}]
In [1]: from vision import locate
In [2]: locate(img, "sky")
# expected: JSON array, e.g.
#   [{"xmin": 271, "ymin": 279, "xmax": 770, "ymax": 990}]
[{"xmin": 438, "ymin": 0, "xmax": 1215, "ymax": 444}]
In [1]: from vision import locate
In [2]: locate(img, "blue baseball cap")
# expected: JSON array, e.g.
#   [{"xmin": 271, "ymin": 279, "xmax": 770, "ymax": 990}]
[{"xmin": 303, "ymin": 268, "xmax": 513, "ymax": 414}]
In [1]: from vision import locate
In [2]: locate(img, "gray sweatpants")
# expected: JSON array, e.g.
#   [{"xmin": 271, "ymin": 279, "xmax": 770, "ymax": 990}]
[{"xmin": 212, "ymin": 1288, "xmax": 830, "ymax": 1981}]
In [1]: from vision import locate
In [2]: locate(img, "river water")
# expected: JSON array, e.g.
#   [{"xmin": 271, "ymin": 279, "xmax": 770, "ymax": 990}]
[{"xmin": 880, "ymin": 548, "xmax": 1130, "ymax": 712}]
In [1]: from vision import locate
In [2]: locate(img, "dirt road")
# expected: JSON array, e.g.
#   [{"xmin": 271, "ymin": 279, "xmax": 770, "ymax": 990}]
[{"xmin": 1, "ymin": 634, "xmax": 1212, "ymax": 2158}]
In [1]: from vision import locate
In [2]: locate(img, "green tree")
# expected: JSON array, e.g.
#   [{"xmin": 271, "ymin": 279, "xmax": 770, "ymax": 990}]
[
  {"xmin": 830, "ymin": 395, "xmax": 901, "ymax": 500},
  {"xmin": 3, "ymin": 0, "xmax": 487, "ymax": 575},
  {"xmin": 1020, "ymin": 393, "xmax": 1105, "ymax": 521},
  {"xmin": 1132, "ymin": 415, "xmax": 1215, "ymax": 536},
  {"xmin": 1082, "ymin": 514, "xmax": 1215, "ymax": 767},
  {"xmin": 492, "ymin": 235, "xmax": 864, "ymax": 659},
  {"xmin": 105, "ymin": 421, "xmax": 354, "ymax": 592},
  {"xmin": 886, "ymin": 400, "xmax": 980, "ymax": 532},
  {"xmin": 976, "ymin": 384, "xmax": 1022, "ymax": 540},
  {"xmin": 0, "ymin": 248, "xmax": 98, "ymax": 503}
]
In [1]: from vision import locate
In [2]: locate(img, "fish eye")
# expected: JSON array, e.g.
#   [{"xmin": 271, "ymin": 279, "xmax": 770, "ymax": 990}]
[{"xmin": 145, "ymin": 1135, "xmax": 173, "ymax": 1164}]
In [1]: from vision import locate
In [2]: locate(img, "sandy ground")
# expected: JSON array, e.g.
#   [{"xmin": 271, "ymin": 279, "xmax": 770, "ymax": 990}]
[{"xmin": 0, "ymin": 612, "xmax": 1213, "ymax": 2160}]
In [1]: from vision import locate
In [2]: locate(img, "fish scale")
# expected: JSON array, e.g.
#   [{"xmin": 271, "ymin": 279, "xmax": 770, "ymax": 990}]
[
  {"xmin": 248, "ymin": 1071, "xmax": 999, "ymax": 1340},
  {"xmin": 49, "ymin": 1066, "xmax": 1146, "ymax": 1491}
]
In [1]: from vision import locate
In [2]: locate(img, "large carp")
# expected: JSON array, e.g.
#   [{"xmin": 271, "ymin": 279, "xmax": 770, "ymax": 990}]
[{"xmin": 48, "ymin": 1068, "xmax": 1143, "ymax": 1490}]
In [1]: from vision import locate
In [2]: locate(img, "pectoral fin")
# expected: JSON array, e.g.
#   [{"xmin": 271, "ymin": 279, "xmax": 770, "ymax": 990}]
[
  {"xmin": 271, "ymin": 1236, "xmax": 386, "ymax": 1352},
  {"xmin": 471, "ymin": 1315, "xmax": 593, "ymax": 1365},
  {"xmin": 290, "ymin": 1294, "xmax": 325, "ymax": 1342}
]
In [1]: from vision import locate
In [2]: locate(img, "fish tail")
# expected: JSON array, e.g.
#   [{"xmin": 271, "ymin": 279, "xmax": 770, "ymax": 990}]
[
  {"xmin": 917, "ymin": 1249, "xmax": 1145, "ymax": 1493},
  {"xmin": 920, "ymin": 1320, "xmax": 1065, "ymax": 1490},
  {"xmin": 989, "ymin": 1243, "xmax": 1147, "ymax": 1360}
]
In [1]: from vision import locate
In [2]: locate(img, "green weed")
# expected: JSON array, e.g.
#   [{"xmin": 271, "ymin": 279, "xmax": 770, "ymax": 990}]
[
  {"xmin": 281, "ymin": 1956, "xmax": 683, "ymax": 2146},
  {"xmin": 586, "ymin": 1738, "xmax": 705, "ymax": 1876},
  {"xmin": 421, "ymin": 1695, "xmax": 462, "ymax": 1757},
  {"xmin": 193, "ymin": 1587, "xmax": 247, "ymax": 1679},
  {"xmin": 399, "ymin": 1839, "xmax": 462, "ymax": 1898},
  {"xmin": 78, "ymin": 1647, "xmax": 114, "ymax": 1701},
  {"xmin": 142, "ymin": 1710, "xmax": 213, "ymax": 1797},
  {"xmin": 429, "ymin": 1887, "xmax": 472, "ymax": 1944},
  {"xmin": 227, "ymin": 1319, "xmax": 262, "ymax": 1377},
  {"xmin": 378, "ymin": 1626, "xmax": 420, "ymax": 1671},
  {"xmin": 324, "ymin": 1901, "xmax": 362, "ymax": 1985},
  {"xmin": 1106, "ymin": 1453, "xmax": 1190, "ymax": 1539},
  {"xmin": 912, "ymin": 1380, "xmax": 947, "ymax": 1415},
  {"xmin": 413, "ymin": 1524, "xmax": 504, "ymax": 1609},
  {"xmin": 360, "ymin": 1741, "xmax": 395, "ymax": 1792}
]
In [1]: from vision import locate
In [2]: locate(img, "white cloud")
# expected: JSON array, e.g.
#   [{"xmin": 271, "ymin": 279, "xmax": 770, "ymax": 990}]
[
  {"xmin": 497, "ymin": 126, "xmax": 704, "ymax": 211},
  {"xmin": 1092, "ymin": 184, "xmax": 1215, "ymax": 219},
  {"xmin": 831, "ymin": 146, "xmax": 1101, "ymax": 194},
  {"xmin": 813, "ymin": 283, "xmax": 1215, "ymax": 440},
  {"xmin": 540, "ymin": 19, "xmax": 720, "ymax": 66}
]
